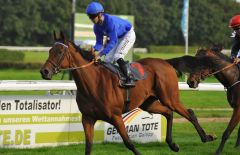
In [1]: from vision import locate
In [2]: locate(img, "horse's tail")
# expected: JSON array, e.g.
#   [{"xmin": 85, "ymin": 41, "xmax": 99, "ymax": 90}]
[{"xmin": 166, "ymin": 56, "xmax": 209, "ymax": 76}]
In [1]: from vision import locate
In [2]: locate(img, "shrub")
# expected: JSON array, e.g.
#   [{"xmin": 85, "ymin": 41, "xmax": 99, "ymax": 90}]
[
  {"xmin": 147, "ymin": 45, "xmax": 199, "ymax": 54},
  {"xmin": 133, "ymin": 53, "xmax": 141, "ymax": 61},
  {"xmin": 0, "ymin": 62, "xmax": 42, "ymax": 69},
  {"xmin": 0, "ymin": 49, "xmax": 25, "ymax": 61}
]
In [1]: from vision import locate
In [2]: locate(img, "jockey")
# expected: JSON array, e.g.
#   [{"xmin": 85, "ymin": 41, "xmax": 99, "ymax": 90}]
[
  {"xmin": 86, "ymin": 2, "xmax": 136, "ymax": 87},
  {"xmin": 229, "ymin": 15, "xmax": 240, "ymax": 64}
]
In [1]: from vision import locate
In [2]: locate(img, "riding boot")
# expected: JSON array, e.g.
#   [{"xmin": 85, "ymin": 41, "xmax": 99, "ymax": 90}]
[{"xmin": 117, "ymin": 58, "xmax": 135, "ymax": 87}]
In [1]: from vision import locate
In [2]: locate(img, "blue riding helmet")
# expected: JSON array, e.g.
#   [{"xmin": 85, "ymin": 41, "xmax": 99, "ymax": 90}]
[{"xmin": 86, "ymin": 2, "xmax": 104, "ymax": 15}]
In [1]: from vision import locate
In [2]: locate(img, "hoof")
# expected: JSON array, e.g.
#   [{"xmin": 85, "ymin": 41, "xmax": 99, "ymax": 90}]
[
  {"xmin": 204, "ymin": 134, "xmax": 217, "ymax": 142},
  {"xmin": 169, "ymin": 143, "xmax": 179, "ymax": 152}
]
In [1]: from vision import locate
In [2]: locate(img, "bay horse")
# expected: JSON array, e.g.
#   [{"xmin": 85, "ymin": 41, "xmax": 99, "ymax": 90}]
[
  {"xmin": 167, "ymin": 47, "xmax": 240, "ymax": 155},
  {"xmin": 40, "ymin": 32, "xmax": 215, "ymax": 155},
  {"xmin": 187, "ymin": 48, "xmax": 240, "ymax": 155}
]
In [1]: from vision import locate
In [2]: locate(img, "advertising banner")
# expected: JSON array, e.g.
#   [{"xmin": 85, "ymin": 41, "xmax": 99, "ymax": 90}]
[
  {"xmin": 0, "ymin": 95, "xmax": 104, "ymax": 148},
  {"xmin": 0, "ymin": 95, "xmax": 166, "ymax": 148},
  {"xmin": 104, "ymin": 108, "xmax": 166, "ymax": 143}
]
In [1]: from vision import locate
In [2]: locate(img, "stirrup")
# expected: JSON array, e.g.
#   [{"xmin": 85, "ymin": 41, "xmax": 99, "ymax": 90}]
[
  {"xmin": 123, "ymin": 79, "xmax": 135, "ymax": 87},
  {"xmin": 119, "ymin": 79, "xmax": 135, "ymax": 88}
]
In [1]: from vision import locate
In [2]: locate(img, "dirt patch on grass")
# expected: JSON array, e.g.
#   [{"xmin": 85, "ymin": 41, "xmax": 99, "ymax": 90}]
[{"xmin": 173, "ymin": 117, "xmax": 230, "ymax": 123}]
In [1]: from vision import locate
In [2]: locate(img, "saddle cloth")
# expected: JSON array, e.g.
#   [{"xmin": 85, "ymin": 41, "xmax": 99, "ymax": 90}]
[{"xmin": 101, "ymin": 62, "xmax": 147, "ymax": 81}]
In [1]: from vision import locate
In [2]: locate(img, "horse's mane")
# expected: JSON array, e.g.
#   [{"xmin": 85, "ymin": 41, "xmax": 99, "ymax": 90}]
[
  {"xmin": 166, "ymin": 55, "xmax": 214, "ymax": 76},
  {"xmin": 167, "ymin": 47, "xmax": 233, "ymax": 77},
  {"xmin": 208, "ymin": 47, "xmax": 232, "ymax": 63},
  {"xmin": 197, "ymin": 48, "xmax": 232, "ymax": 71},
  {"xmin": 68, "ymin": 40, "xmax": 94, "ymax": 61}
]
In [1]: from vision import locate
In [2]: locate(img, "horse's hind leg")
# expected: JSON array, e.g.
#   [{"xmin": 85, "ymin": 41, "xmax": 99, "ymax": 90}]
[
  {"xmin": 111, "ymin": 115, "xmax": 141, "ymax": 155},
  {"xmin": 235, "ymin": 126, "xmax": 240, "ymax": 147},
  {"xmin": 172, "ymin": 102, "xmax": 216, "ymax": 142},
  {"xmin": 215, "ymin": 107, "xmax": 240, "ymax": 155},
  {"xmin": 141, "ymin": 99, "xmax": 179, "ymax": 152},
  {"xmin": 82, "ymin": 115, "xmax": 96, "ymax": 155}
]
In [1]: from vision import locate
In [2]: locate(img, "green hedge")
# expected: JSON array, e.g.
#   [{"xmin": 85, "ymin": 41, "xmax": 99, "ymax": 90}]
[
  {"xmin": 147, "ymin": 45, "xmax": 199, "ymax": 54},
  {"xmin": 0, "ymin": 62, "xmax": 42, "ymax": 69},
  {"xmin": 0, "ymin": 49, "xmax": 25, "ymax": 61}
]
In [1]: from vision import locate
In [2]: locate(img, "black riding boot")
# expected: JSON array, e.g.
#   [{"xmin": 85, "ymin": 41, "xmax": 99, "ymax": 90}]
[{"xmin": 117, "ymin": 58, "xmax": 135, "ymax": 87}]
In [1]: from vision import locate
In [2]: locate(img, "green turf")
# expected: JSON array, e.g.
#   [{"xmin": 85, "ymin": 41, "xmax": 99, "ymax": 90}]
[
  {"xmin": 23, "ymin": 51, "xmax": 48, "ymax": 63},
  {"xmin": 135, "ymin": 52, "xmax": 195, "ymax": 59},
  {"xmin": 180, "ymin": 91, "xmax": 228, "ymax": 108},
  {"xmin": 174, "ymin": 110, "xmax": 232, "ymax": 118},
  {"xmin": 0, "ymin": 69, "xmax": 69, "ymax": 80},
  {"xmin": 0, "ymin": 122, "xmax": 238, "ymax": 155}
]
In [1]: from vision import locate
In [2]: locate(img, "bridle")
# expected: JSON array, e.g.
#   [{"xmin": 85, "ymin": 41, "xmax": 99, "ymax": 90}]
[
  {"xmin": 203, "ymin": 62, "xmax": 237, "ymax": 78},
  {"xmin": 46, "ymin": 42, "xmax": 94, "ymax": 74},
  {"xmin": 196, "ymin": 61, "xmax": 240, "ymax": 90}
]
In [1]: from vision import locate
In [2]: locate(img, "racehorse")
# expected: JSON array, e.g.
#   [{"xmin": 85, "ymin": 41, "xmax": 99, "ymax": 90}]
[
  {"xmin": 187, "ymin": 48, "xmax": 240, "ymax": 155},
  {"xmin": 168, "ymin": 47, "xmax": 240, "ymax": 155},
  {"xmin": 40, "ymin": 32, "xmax": 215, "ymax": 155}
]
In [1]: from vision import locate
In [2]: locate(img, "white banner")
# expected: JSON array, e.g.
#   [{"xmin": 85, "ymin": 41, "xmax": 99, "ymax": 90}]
[
  {"xmin": 0, "ymin": 95, "xmax": 104, "ymax": 148},
  {"xmin": 104, "ymin": 108, "xmax": 165, "ymax": 143},
  {"xmin": 0, "ymin": 95, "xmax": 166, "ymax": 148}
]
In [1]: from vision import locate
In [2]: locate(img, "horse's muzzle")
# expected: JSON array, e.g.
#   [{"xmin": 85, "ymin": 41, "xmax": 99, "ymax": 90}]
[
  {"xmin": 187, "ymin": 81, "xmax": 198, "ymax": 88},
  {"xmin": 40, "ymin": 68, "xmax": 52, "ymax": 80}
]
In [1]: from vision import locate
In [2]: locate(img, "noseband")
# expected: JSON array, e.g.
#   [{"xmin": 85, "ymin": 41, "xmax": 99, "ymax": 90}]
[{"xmin": 46, "ymin": 42, "xmax": 69, "ymax": 74}]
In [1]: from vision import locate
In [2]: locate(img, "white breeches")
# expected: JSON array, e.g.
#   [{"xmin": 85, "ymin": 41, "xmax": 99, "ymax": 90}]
[{"xmin": 104, "ymin": 28, "xmax": 136, "ymax": 63}]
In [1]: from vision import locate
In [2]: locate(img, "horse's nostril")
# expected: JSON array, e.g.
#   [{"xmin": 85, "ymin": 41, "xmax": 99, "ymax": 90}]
[
  {"xmin": 43, "ymin": 69, "xmax": 49, "ymax": 75},
  {"xmin": 191, "ymin": 81, "xmax": 194, "ymax": 86},
  {"xmin": 40, "ymin": 69, "xmax": 49, "ymax": 75},
  {"xmin": 187, "ymin": 81, "xmax": 195, "ymax": 87}
]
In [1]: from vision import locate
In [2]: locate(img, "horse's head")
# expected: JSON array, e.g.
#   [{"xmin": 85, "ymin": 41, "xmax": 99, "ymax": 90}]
[
  {"xmin": 187, "ymin": 72, "xmax": 201, "ymax": 88},
  {"xmin": 187, "ymin": 48, "xmax": 218, "ymax": 88},
  {"xmin": 40, "ymin": 32, "xmax": 96, "ymax": 80},
  {"xmin": 40, "ymin": 31, "xmax": 70, "ymax": 80},
  {"xmin": 187, "ymin": 69, "xmax": 212, "ymax": 88}
]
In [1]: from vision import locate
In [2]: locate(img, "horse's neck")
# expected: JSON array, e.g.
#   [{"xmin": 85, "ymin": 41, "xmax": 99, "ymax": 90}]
[
  {"xmin": 72, "ymin": 69, "xmax": 95, "ymax": 92},
  {"xmin": 215, "ymin": 66, "xmax": 240, "ymax": 88},
  {"xmin": 69, "ymin": 49, "xmax": 99, "ymax": 92}
]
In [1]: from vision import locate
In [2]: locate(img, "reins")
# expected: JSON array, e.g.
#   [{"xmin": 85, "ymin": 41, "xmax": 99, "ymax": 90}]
[
  {"xmin": 60, "ymin": 60, "xmax": 95, "ymax": 71},
  {"xmin": 202, "ymin": 61, "xmax": 240, "ymax": 90},
  {"xmin": 204, "ymin": 62, "xmax": 237, "ymax": 78}
]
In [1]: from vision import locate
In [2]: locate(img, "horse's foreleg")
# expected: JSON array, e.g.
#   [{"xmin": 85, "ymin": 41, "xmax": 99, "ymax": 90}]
[
  {"xmin": 112, "ymin": 115, "xmax": 141, "ymax": 155},
  {"xmin": 173, "ymin": 103, "xmax": 216, "ymax": 142},
  {"xmin": 215, "ymin": 107, "xmax": 240, "ymax": 155},
  {"xmin": 142, "ymin": 100, "xmax": 179, "ymax": 152},
  {"xmin": 82, "ymin": 115, "xmax": 96, "ymax": 155},
  {"xmin": 235, "ymin": 126, "xmax": 240, "ymax": 147}
]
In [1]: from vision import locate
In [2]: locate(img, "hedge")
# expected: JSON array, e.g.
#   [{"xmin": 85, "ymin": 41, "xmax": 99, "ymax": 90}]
[
  {"xmin": 0, "ymin": 62, "xmax": 42, "ymax": 69},
  {"xmin": 0, "ymin": 49, "xmax": 25, "ymax": 61},
  {"xmin": 147, "ymin": 45, "xmax": 200, "ymax": 54}
]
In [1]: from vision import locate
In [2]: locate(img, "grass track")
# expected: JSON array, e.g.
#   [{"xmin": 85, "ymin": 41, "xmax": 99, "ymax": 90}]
[{"xmin": 0, "ymin": 122, "xmax": 239, "ymax": 155}]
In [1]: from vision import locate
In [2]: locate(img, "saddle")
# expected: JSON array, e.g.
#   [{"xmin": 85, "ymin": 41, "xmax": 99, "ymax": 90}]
[{"xmin": 101, "ymin": 61, "xmax": 147, "ymax": 85}]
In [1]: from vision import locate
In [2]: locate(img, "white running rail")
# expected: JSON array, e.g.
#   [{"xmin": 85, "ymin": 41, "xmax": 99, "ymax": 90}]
[{"xmin": 0, "ymin": 80, "xmax": 225, "ymax": 91}]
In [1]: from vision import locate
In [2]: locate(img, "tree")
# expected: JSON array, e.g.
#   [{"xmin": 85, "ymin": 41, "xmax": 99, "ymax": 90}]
[
  {"xmin": 128, "ymin": 0, "xmax": 168, "ymax": 46},
  {"xmin": 0, "ymin": 0, "xmax": 240, "ymax": 47},
  {"xmin": 0, "ymin": 0, "xmax": 71, "ymax": 46}
]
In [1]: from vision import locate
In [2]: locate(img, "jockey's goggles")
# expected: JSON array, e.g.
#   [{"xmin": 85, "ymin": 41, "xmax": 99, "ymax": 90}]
[
  {"xmin": 233, "ymin": 26, "xmax": 240, "ymax": 31},
  {"xmin": 88, "ymin": 14, "xmax": 98, "ymax": 20}
]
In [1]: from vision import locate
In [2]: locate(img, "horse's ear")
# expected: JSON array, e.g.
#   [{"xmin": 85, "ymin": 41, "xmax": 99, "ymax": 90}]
[
  {"xmin": 53, "ymin": 31, "xmax": 57, "ymax": 41},
  {"xmin": 196, "ymin": 47, "xmax": 202, "ymax": 53},
  {"xmin": 60, "ymin": 31, "xmax": 65, "ymax": 42},
  {"xmin": 210, "ymin": 44, "xmax": 223, "ymax": 52}
]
